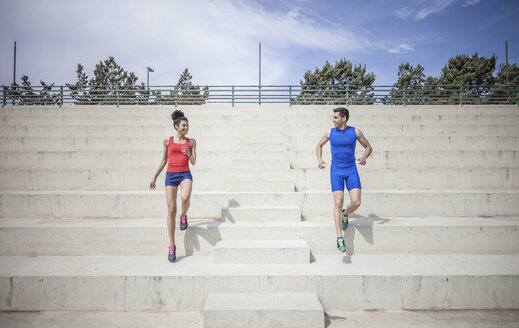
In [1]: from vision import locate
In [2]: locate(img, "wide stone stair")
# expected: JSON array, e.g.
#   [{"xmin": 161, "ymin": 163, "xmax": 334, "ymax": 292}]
[{"xmin": 1, "ymin": 105, "xmax": 518, "ymax": 327}]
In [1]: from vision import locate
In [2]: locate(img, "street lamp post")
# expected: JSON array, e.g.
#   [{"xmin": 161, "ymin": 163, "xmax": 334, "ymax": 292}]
[{"xmin": 146, "ymin": 67, "xmax": 154, "ymax": 89}]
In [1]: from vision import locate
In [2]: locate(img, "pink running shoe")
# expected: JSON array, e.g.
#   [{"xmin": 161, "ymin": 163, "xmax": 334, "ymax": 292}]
[
  {"xmin": 180, "ymin": 215, "xmax": 188, "ymax": 230},
  {"xmin": 168, "ymin": 245, "xmax": 176, "ymax": 262}
]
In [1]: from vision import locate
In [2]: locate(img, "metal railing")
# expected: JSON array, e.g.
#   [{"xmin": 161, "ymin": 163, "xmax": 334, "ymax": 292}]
[{"xmin": 1, "ymin": 84, "xmax": 518, "ymax": 107}]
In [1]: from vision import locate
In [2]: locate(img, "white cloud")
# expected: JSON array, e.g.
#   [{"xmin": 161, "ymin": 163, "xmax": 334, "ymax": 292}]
[
  {"xmin": 395, "ymin": 7, "xmax": 415, "ymax": 19},
  {"xmin": 463, "ymin": 0, "xmax": 480, "ymax": 6},
  {"xmin": 0, "ymin": 0, "xmax": 367, "ymax": 86},
  {"xmin": 387, "ymin": 43, "xmax": 415, "ymax": 54},
  {"xmin": 415, "ymin": 0, "xmax": 456, "ymax": 20}
]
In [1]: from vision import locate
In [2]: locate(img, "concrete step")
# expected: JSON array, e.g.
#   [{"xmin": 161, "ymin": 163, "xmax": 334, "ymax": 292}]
[
  {"xmin": 203, "ymin": 293, "xmax": 323, "ymax": 328},
  {"xmin": 1, "ymin": 254, "xmax": 517, "ymax": 311},
  {"xmin": 1, "ymin": 190, "xmax": 517, "ymax": 218},
  {"xmin": 2, "ymin": 112, "xmax": 519, "ymax": 125},
  {"xmin": 291, "ymin": 115, "xmax": 519, "ymax": 125},
  {"xmin": 234, "ymin": 142, "xmax": 288, "ymax": 152},
  {"xmin": 2, "ymin": 104, "xmax": 517, "ymax": 116},
  {"xmin": 292, "ymin": 150, "xmax": 519, "ymax": 169},
  {"xmin": 3, "ymin": 167, "xmax": 516, "ymax": 191},
  {"xmin": 0, "ymin": 124, "xmax": 288, "ymax": 138},
  {"xmin": 5, "ymin": 123, "xmax": 519, "ymax": 138},
  {"xmin": 2, "ymin": 136, "xmax": 518, "ymax": 152},
  {"xmin": 213, "ymin": 239, "xmax": 310, "ymax": 264},
  {"xmin": 0, "ymin": 311, "xmax": 203, "ymax": 328},
  {"xmin": 0, "ymin": 113, "xmax": 279, "ymax": 128},
  {"xmin": 296, "ymin": 168, "xmax": 519, "ymax": 190},
  {"xmin": 0, "ymin": 105, "xmax": 243, "ymax": 116},
  {"xmin": 221, "ymin": 206, "xmax": 302, "ymax": 223},
  {"xmin": 2, "ymin": 150, "xmax": 517, "ymax": 170},
  {"xmin": 287, "ymin": 104, "xmax": 519, "ymax": 112},
  {"xmin": 288, "ymin": 105, "xmax": 519, "ymax": 116},
  {"xmin": 288, "ymin": 124, "xmax": 519, "ymax": 137},
  {"xmin": 232, "ymin": 159, "xmax": 290, "ymax": 169},
  {"xmin": 1, "ymin": 217, "xmax": 518, "ymax": 256},
  {"xmin": 2, "ymin": 309, "xmax": 519, "ymax": 328},
  {"xmin": 236, "ymin": 129, "xmax": 287, "ymax": 137},
  {"xmin": 325, "ymin": 310, "xmax": 519, "ymax": 328},
  {"xmin": 0, "ymin": 137, "xmax": 291, "ymax": 152},
  {"xmin": 226, "ymin": 179, "xmax": 295, "ymax": 192},
  {"xmin": 289, "ymin": 136, "xmax": 519, "ymax": 152},
  {"xmin": 0, "ymin": 151, "xmax": 294, "ymax": 169},
  {"xmin": 0, "ymin": 168, "xmax": 295, "ymax": 191},
  {"xmin": 289, "ymin": 109, "xmax": 519, "ymax": 122},
  {"xmin": 0, "ymin": 115, "xmax": 243, "ymax": 126}
]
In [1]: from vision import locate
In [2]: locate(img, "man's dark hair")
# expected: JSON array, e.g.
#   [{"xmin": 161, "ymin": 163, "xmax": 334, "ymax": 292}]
[{"xmin": 333, "ymin": 107, "xmax": 349, "ymax": 122}]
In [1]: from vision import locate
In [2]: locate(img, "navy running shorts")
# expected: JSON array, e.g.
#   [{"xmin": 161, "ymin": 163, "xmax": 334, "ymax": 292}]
[
  {"xmin": 330, "ymin": 165, "xmax": 361, "ymax": 192},
  {"xmin": 165, "ymin": 170, "xmax": 193, "ymax": 187}
]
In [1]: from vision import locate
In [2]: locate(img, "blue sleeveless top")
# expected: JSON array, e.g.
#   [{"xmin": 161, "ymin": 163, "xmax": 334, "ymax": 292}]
[{"xmin": 329, "ymin": 126, "xmax": 357, "ymax": 168}]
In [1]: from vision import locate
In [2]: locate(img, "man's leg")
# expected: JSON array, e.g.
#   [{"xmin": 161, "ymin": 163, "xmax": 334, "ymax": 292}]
[
  {"xmin": 331, "ymin": 168, "xmax": 347, "ymax": 253},
  {"xmin": 343, "ymin": 188, "xmax": 361, "ymax": 216},
  {"xmin": 332, "ymin": 191, "xmax": 345, "ymax": 238}
]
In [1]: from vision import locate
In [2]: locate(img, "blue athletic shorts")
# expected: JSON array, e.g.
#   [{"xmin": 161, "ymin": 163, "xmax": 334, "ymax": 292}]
[
  {"xmin": 330, "ymin": 166, "xmax": 361, "ymax": 192},
  {"xmin": 165, "ymin": 170, "xmax": 193, "ymax": 187}
]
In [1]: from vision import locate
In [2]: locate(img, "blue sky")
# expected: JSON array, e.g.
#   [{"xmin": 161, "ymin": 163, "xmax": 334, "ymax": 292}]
[{"xmin": 0, "ymin": 0, "xmax": 518, "ymax": 87}]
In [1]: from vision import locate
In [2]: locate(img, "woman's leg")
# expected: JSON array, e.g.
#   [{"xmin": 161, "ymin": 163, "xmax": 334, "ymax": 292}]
[
  {"xmin": 179, "ymin": 178, "xmax": 193, "ymax": 217},
  {"xmin": 166, "ymin": 186, "xmax": 178, "ymax": 246}
]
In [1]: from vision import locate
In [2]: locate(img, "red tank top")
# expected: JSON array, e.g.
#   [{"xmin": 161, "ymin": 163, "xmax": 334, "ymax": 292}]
[{"xmin": 167, "ymin": 136, "xmax": 191, "ymax": 172}]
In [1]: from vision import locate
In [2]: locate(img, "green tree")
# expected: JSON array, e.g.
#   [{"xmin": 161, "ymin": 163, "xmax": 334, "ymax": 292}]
[
  {"xmin": 497, "ymin": 63, "xmax": 519, "ymax": 85},
  {"xmin": 385, "ymin": 63, "xmax": 424, "ymax": 105},
  {"xmin": 175, "ymin": 68, "xmax": 209, "ymax": 105},
  {"xmin": 38, "ymin": 80, "xmax": 58, "ymax": 105},
  {"xmin": 437, "ymin": 52, "xmax": 496, "ymax": 104},
  {"xmin": 68, "ymin": 59, "xmax": 148, "ymax": 105},
  {"xmin": 152, "ymin": 68, "xmax": 209, "ymax": 105},
  {"xmin": 17, "ymin": 75, "xmax": 58, "ymax": 105},
  {"xmin": 151, "ymin": 89, "xmax": 174, "ymax": 105},
  {"xmin": 66, "ymin": 64, "xmax": 91, "ymax": 104},
  {"xmin": 296, "ymin": 59, "xmax": 376, "ymax": 105},
  {"xmin": 20, "ymin": 75, "xmax": 36, "ymax": 104},
  {"xmin": 87, "ymin": 56, "xmax": 140, "ymax": 104},
  {"xmin": 384, "ymin": 63, "xmax": 440, "ymax": 105},
  {"xmin": 134, "ymin": 82, "xmax": 151, "ymax": 105},
  {"xmin": 489, "ymin": 63, "xmax": 519, "ymax": 104},
  {"xmin": 3, "ymin": 82, "xmax": 21, "ymax": 105}
]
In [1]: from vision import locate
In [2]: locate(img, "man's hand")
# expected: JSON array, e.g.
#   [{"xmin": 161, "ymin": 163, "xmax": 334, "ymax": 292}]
[
  {"xmin": 357, "ymin": 157, "xmax": 367, "ymax": 165},
  {"xmin": 318, "ymin": 160, "xmax": 327, "ymax": 169}
]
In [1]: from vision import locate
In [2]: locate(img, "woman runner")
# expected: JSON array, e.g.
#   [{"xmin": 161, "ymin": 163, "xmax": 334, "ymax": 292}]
[{"xmin": 150, "ymin": 110, "xmax": 197, "ymax": 262}]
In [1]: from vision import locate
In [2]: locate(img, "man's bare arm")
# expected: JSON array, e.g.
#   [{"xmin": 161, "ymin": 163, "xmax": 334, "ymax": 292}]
[
  {"xmin": 355, "ymin": 128, "xmax": 372, "ymax": 165},
  {"xmin": 316, "ymin": 131, "xmax": 330, "ymax": 169}
]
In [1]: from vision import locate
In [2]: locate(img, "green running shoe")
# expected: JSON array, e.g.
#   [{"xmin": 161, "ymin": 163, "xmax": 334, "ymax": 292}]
[
  {"xmin": 337, "ymin": 237, "xmax": 347, "ymax": 253},
  {"xmin": 341, "ymin": 210, "xmax": 349, "ymax": 230}
]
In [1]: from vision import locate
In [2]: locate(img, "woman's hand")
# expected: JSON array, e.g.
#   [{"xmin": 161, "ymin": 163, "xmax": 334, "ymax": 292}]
[
  {"xmin": 181, "ymin": 147, "xmax": 191, "ymax": 157},
  {"xmin": 150, "ymin": 180, "xmax": 157, "ymax": 190}
]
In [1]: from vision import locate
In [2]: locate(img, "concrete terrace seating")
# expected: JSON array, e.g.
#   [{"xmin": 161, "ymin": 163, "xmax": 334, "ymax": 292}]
[{"xmin": 0, "ymin": 105, "xmax": 518, "ymax": 327}]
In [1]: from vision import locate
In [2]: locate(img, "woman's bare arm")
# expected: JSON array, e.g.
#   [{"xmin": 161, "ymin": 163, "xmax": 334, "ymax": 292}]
[{"xmin": 150, "ymin": 138, "xmax": 168, "ymax": 189}]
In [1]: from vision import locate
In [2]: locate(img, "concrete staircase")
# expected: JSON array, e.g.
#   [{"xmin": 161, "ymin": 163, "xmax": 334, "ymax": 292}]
[{"xmin": 1, "ymin": 105, "xmax": 518, "ymax": 327}]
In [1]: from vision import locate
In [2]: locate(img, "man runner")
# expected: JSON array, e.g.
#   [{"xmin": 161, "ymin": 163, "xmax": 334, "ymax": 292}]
[{"xmin": 316, "ymin": 107, "xmax": 372, "ymax": 253}]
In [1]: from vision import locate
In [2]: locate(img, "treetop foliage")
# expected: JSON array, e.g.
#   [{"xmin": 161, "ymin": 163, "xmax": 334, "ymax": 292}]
[
  {"xmin": 438, "ymin": 53, "xmax": 496, "ymax": 86},
  {"xmin": 296, "ymin": 58, "xmax": 376, "ymax": 104},
  {"xmin": 2, "ymin": 52, "xmax": 517, "ymax": 105}
]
